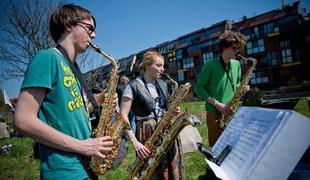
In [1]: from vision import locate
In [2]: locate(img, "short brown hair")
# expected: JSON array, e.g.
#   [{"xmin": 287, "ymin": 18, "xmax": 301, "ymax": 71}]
[
  {"xmin": 138, "ymin": 51, "xmax": 163, "ymax": 73},
  {"xmin": 49, "ymin": 4, "xmax": 96, "ymax": 43},
  {"xmin": 218, "ymin": 30, "xmax": 246, "ymax": 53}
]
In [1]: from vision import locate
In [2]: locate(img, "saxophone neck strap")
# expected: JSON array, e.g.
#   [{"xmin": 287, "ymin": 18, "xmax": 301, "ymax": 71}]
[
  {"xmin": 219, "ymin": 56, "xmax": 236, "ymax": 92},
  {"xmin": 56, "ymin": 44, "xmax": 99, "ymax": 110}
]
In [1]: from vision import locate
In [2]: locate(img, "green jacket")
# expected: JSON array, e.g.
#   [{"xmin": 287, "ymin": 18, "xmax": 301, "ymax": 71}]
[{"xmin": 194, "ymin": 58, "xmax": 241, "ymax": 113}]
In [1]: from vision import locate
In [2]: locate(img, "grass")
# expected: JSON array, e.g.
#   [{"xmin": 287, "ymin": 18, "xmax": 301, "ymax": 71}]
[
  {"xmin": 0, "ymin": 137, "xmax": 40, "ymax": 179},
  {"xmin": 294, "ymin": 97, "xmax": 310, "ymax": 117},
  {"xmin": 1, "ymin": 99, "xmax": 309, "ymax": 179}
]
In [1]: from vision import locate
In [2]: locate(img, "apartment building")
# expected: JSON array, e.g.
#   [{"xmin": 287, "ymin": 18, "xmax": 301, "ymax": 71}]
[{"xmin": 86, "ymin": 1, "xmax": 310, "ymax": 91}]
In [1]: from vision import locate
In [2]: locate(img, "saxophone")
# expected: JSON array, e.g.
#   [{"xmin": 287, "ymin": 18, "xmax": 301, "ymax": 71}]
[
  {"xmin": 128, "ymin": 80, "xmax": 192, "ymax": 180},
  {"xmin": 88, "ymin": 42, "xmax": 131, "ymax": 175},
  {"xmin": 218, "ymin": 54, "xmax": 257, "ymax": 129}
]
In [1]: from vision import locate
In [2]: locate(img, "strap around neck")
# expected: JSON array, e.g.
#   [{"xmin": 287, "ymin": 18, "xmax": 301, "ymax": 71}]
[
  {"xmin": 56, "ymin": 44, "xmax": 99, "ymax": 112},
  {"xmin": 219, "ymin": 56, "xmax": 235, "ymax": 92}
]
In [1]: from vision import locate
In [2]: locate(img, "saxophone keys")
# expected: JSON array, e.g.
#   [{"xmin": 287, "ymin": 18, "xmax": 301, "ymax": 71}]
[
  {"xmin": 141, "ymin": 171, "xmax": 147, "ymax": 177},
  {"xmin": 162, "ymin": 134, "xmax": 171, "ymax": 144},
  {"xmin": 147, "ymin": 158, "xmax": 156, "ymax": 166},
  {"xmin": 156, "ymin": 146, "xmax": 164, "ymax": 155}
]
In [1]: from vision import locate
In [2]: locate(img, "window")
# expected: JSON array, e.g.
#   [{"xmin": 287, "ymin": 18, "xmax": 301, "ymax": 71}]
[
  {"xmin": 254, "ymin": 27, "xmax": 259, "ymax": 38},
  {"xmin": 178, "ymin": 71, "xmax": 184, "ymax": 81},
  {"xmin": 246, "ymin": 39, "xmax": 265, "ymax": 55},
  {"xmin": 183, "ymin": 58, "xmax": 194, "ymax": 69},
  {"xmin": 261, "ymin": 52, "xmax": 277, "ymax": 66},
  {"xmin": 158, "ymin": 46, "xmax": 167, "ymax": 55},
  {"xmin": 263, "ymin": 22, "xmax": 279, "ymax": 35},
  {"xmin": 242, "ymin": 26, "xmax": 263, "ymax": 39},
  {"xmin": 280, "ymin": 40, "xmax": 290, "ymax": 48},
  {"xmin": 280, "ymin": 40, "xmax": 292, "ymax": 64},
  {"xmin": 211, "ymin": 38, "xmax": 219, "ymax": 50},
  {"xmin": 167, "ymin": 51, "xmax": 176, "ymax": 62},
  {"xmin": 168, "ymin": 61, "xmax": 177, "ymax": 68},
  {"xmin": 277, "ymin": 15, "xmax": 297, "ymax": 25},
  {"xmin": 187, "ymin": 41, "xmax": 209, "ymax": 52},
  {"xmin": 281, "ymin": 49, "xmax": 292, "ymax": 64},
  {"xmin": 203, "ymin": 52, "xmax": 214, "ymax": 63},
  {"xmin": 179, "ymin": 33, "xmax": 200, "ymax": 46},
  {"xmin": 251, "ymin": 71, "xmax": 269, "ymax": 85},
  {"xmin": 158, "ymin": 42, "xmax": 176, "ymax": 54},
  {"xmin": 265, "ymin": 52, "xmax": 277, "ymax": 66},
  {"xmin": 242, "ymin": 28, "xmax": 251, "ymax": 40},
  {"xmin": 176, "ymin": 49, "xmax": 183, "ymax": 60},
  {"xmin": 204, "ymin": 26, "xmax": 222, "ymax": 39},
  {"xmin": 177, "ymin": 61, "xmax": 183, "ymax": 69}
]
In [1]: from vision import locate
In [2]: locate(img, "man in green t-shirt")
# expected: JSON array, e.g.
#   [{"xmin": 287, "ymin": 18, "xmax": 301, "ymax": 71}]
[
  {"xmin": 194, "ymin": 31, "xmax": 250, "ymax": 147},
  {"xmin": 14, "ymin": 4, "xmax": 113, "ymax": 180}
]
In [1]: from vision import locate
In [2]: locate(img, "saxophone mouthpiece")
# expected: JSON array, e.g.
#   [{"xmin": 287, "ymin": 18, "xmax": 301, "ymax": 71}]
[
  {"xmin": 235, "ymin": 53, "xmax": 242, "ymax": 60},
  {"xmin": 88, "ymin": 42, "xmax": 101, "ymax": 53}
]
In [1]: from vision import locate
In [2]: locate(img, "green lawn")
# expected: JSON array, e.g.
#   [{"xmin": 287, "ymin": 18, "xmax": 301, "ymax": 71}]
[{"xmin": 0, "ymin": 99, "xmax": 309, "ymax": 179}]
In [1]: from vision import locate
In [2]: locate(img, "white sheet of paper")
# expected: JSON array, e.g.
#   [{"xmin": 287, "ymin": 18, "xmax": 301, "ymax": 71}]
[
  {"xmin": 208, "ymin": 107, "xmax": 310, "ymax": 180},
  {"xmin": 206, "ymin": 159, "xmax": 229, "ymax": 180}
]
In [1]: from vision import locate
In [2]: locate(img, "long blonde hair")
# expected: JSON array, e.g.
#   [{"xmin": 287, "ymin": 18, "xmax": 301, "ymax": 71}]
[{"xmin": 138, "ymin": 50, "xmax": 163, "ymax": 74}]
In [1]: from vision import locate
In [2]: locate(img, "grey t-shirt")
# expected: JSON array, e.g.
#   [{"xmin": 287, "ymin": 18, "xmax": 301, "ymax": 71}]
[{"xmin": 122, "ymin": 77, "xmax": 166, "ymax": 120}]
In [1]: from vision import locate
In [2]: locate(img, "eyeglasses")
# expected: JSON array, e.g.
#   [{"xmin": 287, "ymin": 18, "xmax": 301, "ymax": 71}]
[
  {"xmin": 77, "ymin": 21, "xmax": 95, "ymax": 35},
  {"xmin": 231, "ymin": 45, "xmax": 240, "ymax": 52}
]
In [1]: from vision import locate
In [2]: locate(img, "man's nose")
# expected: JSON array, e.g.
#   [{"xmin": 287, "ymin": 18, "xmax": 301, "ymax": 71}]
[{"xmin": 90, "ymin": 31, "xmax": 96, "ymax": 39}]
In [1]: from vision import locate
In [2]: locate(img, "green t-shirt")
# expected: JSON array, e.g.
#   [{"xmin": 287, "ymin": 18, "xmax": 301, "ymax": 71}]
[
  {"xmin": 194, "ymin": 58, "xmax": 241, "ymax": 114},
  {"xmin": 21, "ymin": 48, "xmax": 92, "ymax": 180}
]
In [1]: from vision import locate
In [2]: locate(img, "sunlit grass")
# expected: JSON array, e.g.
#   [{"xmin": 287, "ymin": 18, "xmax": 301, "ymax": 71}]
[{"xmin": 1, "ymin": 99, "xmax": 309, "ymax": 179}]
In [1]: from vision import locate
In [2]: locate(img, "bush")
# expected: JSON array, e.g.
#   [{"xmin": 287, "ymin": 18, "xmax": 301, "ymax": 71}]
[{"xmin": 242, "ymin": 88, "xmax": 265, "ymax": 106}]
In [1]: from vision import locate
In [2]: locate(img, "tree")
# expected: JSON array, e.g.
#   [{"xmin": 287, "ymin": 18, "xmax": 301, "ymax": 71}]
[
  {"xmin": 0, "ymin": 0, "xmax": 61, "ymax": 80},
  {"xmin": 0, "ymin": 0, "xmax": 106, "ymax": 84}
]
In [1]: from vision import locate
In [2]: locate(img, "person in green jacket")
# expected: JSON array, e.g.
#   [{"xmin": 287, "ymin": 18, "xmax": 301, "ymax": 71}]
[
  {"xmin": 14, "ymin": 4, "xmax": 114, "ymax": 180},
  {"xmin": 194, "ymin": 30, "xmax": 249, "ymax": 146}
]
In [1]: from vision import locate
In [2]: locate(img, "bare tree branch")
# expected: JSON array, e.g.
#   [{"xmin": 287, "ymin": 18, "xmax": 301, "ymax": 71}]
[
  {"xmin": 0, "ymin": 0, "xmax": 61, "ymax": 80},
  {"xmin": 0, "ymin": 0, "xmax": 97, "ymax": 81}
]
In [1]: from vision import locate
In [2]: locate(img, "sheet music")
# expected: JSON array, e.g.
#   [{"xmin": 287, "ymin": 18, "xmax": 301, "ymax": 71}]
[{"xmin": 212, "ymin": 107, "xmax": 292, "ymax": 179}]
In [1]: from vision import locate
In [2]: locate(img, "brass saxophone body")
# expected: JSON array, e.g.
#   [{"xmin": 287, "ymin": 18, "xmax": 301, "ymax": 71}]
[
  {"xmin": 128, "ymin": 80, "xmax": 192, "ymax": 180},
  {"xmin": 219, "ymin": 54, "xmax": 257, "ymax": 129},
  {"xmin": 88, "ymin": 42, "xmax": 131, "ymax": 175}
]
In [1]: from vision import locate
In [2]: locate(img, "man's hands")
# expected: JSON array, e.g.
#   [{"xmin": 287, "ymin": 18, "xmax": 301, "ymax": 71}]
[
  {"xmin": 174, "ymin": 106, "xmax": 181, "ymax": 114},
  {"xmin": 208, "ymin": 97, "xmax": 232, "ymax": 115},
  {"xmin": 243, "ymin": 84, "xmax": 250, "ymax": 92},
  {"xmin": 79, "ymin": 136, "xmax": 114, "ymax": 159},
  {"xmin": 94, "ymin": 92, "xmax": 118, "ymax": 106}
]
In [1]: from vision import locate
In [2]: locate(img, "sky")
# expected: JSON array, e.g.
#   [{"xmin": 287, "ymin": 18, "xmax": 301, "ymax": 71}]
[{"xmin": 1, "ymin": 0, "xmax": 310, "ymax": 98}]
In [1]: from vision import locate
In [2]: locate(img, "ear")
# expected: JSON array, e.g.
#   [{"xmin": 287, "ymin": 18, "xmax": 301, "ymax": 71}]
[{"xmin": 65, "ymin": 25, "xmax": 73, "ymax": 33}]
